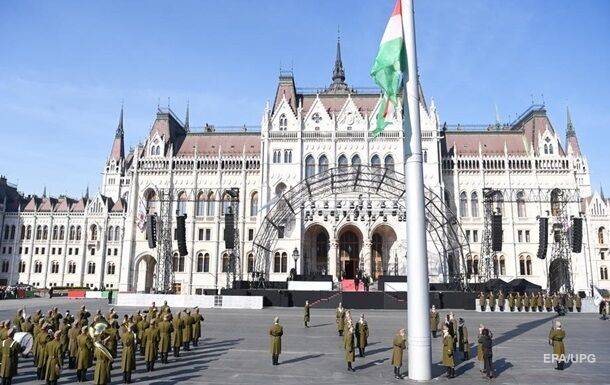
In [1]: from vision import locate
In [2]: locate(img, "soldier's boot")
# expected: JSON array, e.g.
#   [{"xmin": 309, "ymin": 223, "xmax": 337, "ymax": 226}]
[
  {"xmin": 194, "ymin": 339, "xmax": 198, "ymax": 347},
  {"xmin": 362, "ymin": 348, "xmax": 366, "ymax": 357},
  {"xmin": 127, "ymin": 371, "xmax": 133, "ymax": 384},
  {"xmin": 82, "ymin": 370, "xmax": 87, "ymax": 382}
]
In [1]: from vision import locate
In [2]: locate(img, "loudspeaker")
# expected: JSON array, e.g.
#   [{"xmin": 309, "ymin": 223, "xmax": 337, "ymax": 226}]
[
  {"xmin": 491, "ymin": 214, "xmax": 502, "ymax": 251},
  {"xmin": 571, "ymin": 217, "xmax": 583, "ymax": 253},
  {"xmin": 224, "ymin": 213, "xmax": 235, "ymax": 249},
  {"xmin": 537, "ymin": 217, "xmax": 548, "ymax": 259},
  {"xmin": 176, "ymin": 215, "xmax": 188, "ymax": 256},
  {"xmin": 146, "ymin": 214, "xmax": 157, "ymax": 249}
]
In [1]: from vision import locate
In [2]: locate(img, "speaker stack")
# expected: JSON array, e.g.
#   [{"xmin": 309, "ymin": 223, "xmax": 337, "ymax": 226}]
[
  {"xmin": 571, "ymin": 217, "xmax": 583, "ymax": 253},
  {"xmin": 537, "ymin": 217, "xmax": 548, "ymax": 259},
  {"xmin": 146, "ymin": 214, "xmax": 157, "ymax": 249},
  {"xmin": 224, "ymin": 212, "xmax": 235, "ymax": 249},
  {"xmin": 176, "ymin": 214, "xmax": 188, "ymax": 256},
  {"xmin": 491, "ymin": 214, "xmax": 503, "ymax": 251}
]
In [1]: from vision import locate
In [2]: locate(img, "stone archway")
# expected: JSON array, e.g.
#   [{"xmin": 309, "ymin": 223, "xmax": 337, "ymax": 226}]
[
  {"xmin": 338, "ymin": 225, "xmax": 363, "ymax": 279},
  {"xmin": 303, "ymin": 224, "xmax": 330, "ymax": 275},
  {"xmin": 371, "ymin": 224, "xmax": 398, "ymax": 279},
  {"xmin": 134, "ymin": 254, "xmax": 156, "ymax": 293}
]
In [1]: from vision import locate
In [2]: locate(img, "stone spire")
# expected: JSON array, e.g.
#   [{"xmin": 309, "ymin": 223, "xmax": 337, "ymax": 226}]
[
  {"xmin": 327, "ymin": 31, "xmax": 350, "ymax": 93},
  {"xmin": 184, "ymin": 100, "xmax": 190, "ymax": 131},
  {"xmin": 110, "ymin": 105, "xmax": 125, "ymax": 160},
  {"xmin": 565, "ymin": 106, "xmax": 581, "ymax": 155},
  {"xmin": 566, "ymin": 106, "xmax": 575, "ymax": 138}
]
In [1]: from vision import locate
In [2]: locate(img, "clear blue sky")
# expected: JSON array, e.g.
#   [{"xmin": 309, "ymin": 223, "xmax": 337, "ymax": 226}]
[{"xmin": 1, "ymin": 0, "xmax": 609, "ymax": 197}]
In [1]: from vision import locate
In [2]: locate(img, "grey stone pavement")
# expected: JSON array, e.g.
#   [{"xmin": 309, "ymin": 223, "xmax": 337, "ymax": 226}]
[{"xmin": 0, "ymin": 297, "xmax": 608, "ymax": 385}]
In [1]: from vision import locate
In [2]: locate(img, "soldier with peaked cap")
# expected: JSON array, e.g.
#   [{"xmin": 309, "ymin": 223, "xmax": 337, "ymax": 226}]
[
  {"xmin": 35, "ymin": 325, "xmax": 51, "ymax": 380},
  {"xmin": 171, "ymin": 312, "xmax": 183, "ymax": 358},
  {"xmin": 544, "ymin": 293, "xmax": 553, "ymax": 312},
  {"xmin": 565, "ymin": 293, "xmax": 574, "ymax": 312},
  {"xmin": 32, "ymin": 310, "xmax": 42, "ymax": 325},
  {"xmin": 93, "ymin": 332, "xmax": 113, "ymax": 385},
  {"xmin": 136, "ymin": 316, "xmax": 149, "ymax": 356},
  {"xmin": 478, "ymin": 292, "xmax": 486, "ymax": 311},
  {"xmin": 32, "ymin": 319, "xmax": 43, "ymax": 361},
  {"xmin": 355, "ymin": 313, "xmax": 368, "ymax": 357},
  {"xmin": 488, "ymin": 291, "xmax": 496, "ymax": 311},
  {"xmin": 430, "ymin": 305, "xmax": 440, "ymax": 337},
  {"xmin": 574, "ymin": 292, "xmax": 582, "ymax": 312},
  {"xmin": 105, "ymin": 321, "xmax": 119, "ymax": 362},
  {"xmin": 77, "ymin": 306, "xmax": 90, "ymax": 327},
  {"xmin": 336, "ymin": 303, "xmax": 345, "ymax": 336},
  {"xmin": 59, "ymin": 318, "xmax": 70, "ymax": 363},
  {"xmin": 44, "ymin": 330, "xmax": 62, "ymax": 385},
  {"xmin": 21, "ymin": 315, "xmax": 33, "ymax": 335},
  {"xmin": 161, "ymin": 301, "xmax": 170, "ymax": 314},
  {"xmin": 269, "ymin": 317, "xmax": 283, "ymax": 366},
  {"xmin": 120, "ymin": 323, "xmax": 136, "ymax": 384},
  {"xmin": 508, "ymin": 292, "xmax": 515, "ymax": 311},
  {"xmin": 64, "ymin": 310, "xmax": 74, "ymax": 326},
  {"xmin": 142, "ymin": 319, "xmax": 159, "ymax": 372},
  {"xmin": 67, "ymin": 321, "xmax": 80, "ymax": 369},
  {"xmin": 181, "ymin": 310, "xmax": 192, "ymax": 351},
  {"xmin": 548, "ymin": 321, "xmax": 566, "ymax": 370},
  {"xmin": 498, "ymin": 290, "xmax": 505, "ymax": 312},
  {"xmin": 457, "ymin": 318, "xmax": 469, "ymax": 361},
  {"xmin": 343, "ymin": 324, "xmax": 355, "ymax": 372},
  {"xmin": 442, "ymin": 326, "xmax": 455, "ymax": 378},
  {"xmin": 515, "ymin": 292, "xmax": 522, "ymax": 311},
  {"xmin": 0, "ymin": 327, "xmax": 20, "ymax": 385},
  {"xmin": 523, "ymin": 292, "xmax": 530, "ymax": 312},
  {"xmin": 76, "ymin": 326, "xmax": 93, "ymax": 382},
  {"xmin": 391, "ymin": 328, "xmax": 406, "ymax": 379},
  {"xmin": 148, "ymin": 302, "xmax": 158, "ymax": 320},
  {"xmin": 303, "ymin": 300, "xmax": 310, "ymax": 328},
  {"xmin": 11, "ymin": 310, "xmax": 22, "ymax": 333},
  {"xmin": 191, "ymin": 308, "xmax": 203, "ymax": 347},
  {"xmin": 158, "ymin": 314, "xmax": 173, "ymax": 364},
  {"xmin": 537, "ymin": 292, "xmax": 544, "ymax": 312}
]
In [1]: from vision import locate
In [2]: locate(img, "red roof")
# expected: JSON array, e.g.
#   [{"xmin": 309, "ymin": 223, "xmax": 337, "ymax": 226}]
[
  {"xmin": 175, "ymin": 133, "xmax": 260, "ymax": 156},
  {"xmin": 443, "ymin": 131, "xmax": 527, "ymax": 156}
]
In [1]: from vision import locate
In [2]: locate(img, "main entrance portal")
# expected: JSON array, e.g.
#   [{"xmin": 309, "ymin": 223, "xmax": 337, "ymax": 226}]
[{"xmin": 339, "ymin": 228, "xmax": 361, "ymax": 279}]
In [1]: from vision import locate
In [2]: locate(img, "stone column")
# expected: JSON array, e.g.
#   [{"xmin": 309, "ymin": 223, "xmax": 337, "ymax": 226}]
[
  {"xmin": 328, "ymin": 239, "xmax": 338, "ymax": 280},
  {"xmin": 362, "ymin": 240, "xmax": 372, "ymax": 276}
]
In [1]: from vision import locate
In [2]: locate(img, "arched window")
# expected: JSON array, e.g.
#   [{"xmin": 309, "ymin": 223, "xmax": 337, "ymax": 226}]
[
  {"xmin": 34, "ymin": 261, "xmax": 43, "ymax": 274},
  {"xmin": 473, "ymin": 256, "xmax": 479, "ymax": 275},
  {"xmin": 51, "ymin": 261, "xmax": 59, "ymax": 274},
  {"xmin": 18, "ymin": 261, "xmax": 26, "ymax": 273},
  {"xmin": 59, "ymin": 226, "xmax": 65, "ymax": 240},
  {"xmin": 284, "ymin": 150, "xmax": 292, "ymax": 163},
  {"xmin": 9, "ymin": 225, "xmax": 15, "ymax": 240},
  {"xmin": 599, "ymin": 227, "xmax": 605, "ymax": 244},
  {"xmin": 338, "ymin": 155, "xmax": 348, "ymax": 169},
  {"xmin": 275, "ymin": 183, "xmax": 287, "ymax": 198},
  {"xmin": 384, "ymin": 155, "xmax": 395, "ymax": 171},
  {"xmin": 87, "ymin": 262, "xmax": 96, "ymax": 275},
  {"xmin": 544, "ymin": 144, "xmax": 548, "ymax": 154},
  {"xmin": 305, "ymin": 155, "xmax": 315, "ymax": 178},
  {"xmin": 203, "ymin": 253, "xmax": 210, "ymax": 272},
  {"xmin": 600, "ymin": 266, "xmax": 608, "ymax": 280},
  {"xmin": 177, "ymin": 191, "xmax": 187, "ymax": 216},
  {"xmin": 90, "ymin": 225, "xmax": 97, "ymax": 241},
  {"xmin": 459, "ymin": 192, "xmax": 468, "ymax": 217},
  {"xmin": 470, "ymin": 192, "xmax": 479, "ymax": 218},
  {"xmin": 196, "ymin": 253, "xmax": 205, "ymax": 272},
  {"xmin": 222, "ymin": 253, "xmax": 230, "ymax": 273},
  {"xmin": 26, "ymin": 225, "xmax": 32, "ymax": 240},
  {"xmin": 36, "ymin": 226, "xmax": 42, "ymax": 240},
  {"xmin": 371, "ymin": 155, "xmax": 381, "ymax": 167},
  {"xmin": 549, "ymin": 144, "xmax": 553, "ymax": 154},
  {"xmin": 526, "ymin": 256, "xmax": 532, "ymax": 275},
  {"xmin": 250, "ymin": 192, "xmax": 259, "ymax": 217},
  {"xmin": 76, "ymin": 226, "xmax": 82, "ymax": 241},
  {"xmin": 172, "ymin": 252, "xmax": 185, "ymax": 272},
  {"xmin": 3, "ymin": 226, "xmax": 8, "ymax": 240},
  {"xmin": 196, "ymin": 192, "xmax": 206, "ymax": 217},
  {"xmin": 68, "ymin": 261, "xmax": 76, "ymax": 274},
  {"xmin": 107, "ymin": 226, "xmax": 114, "ymax": 241},
  {"xmin": 516, "ymin": 191, "xmax": 526, "ymax": 218},
  {"xmin": 114, "ymin": 227, "xmax": 120, "ymax": 241},
  {"xmin": 274, "ymin": 252, "xmax": 281, "ymax": 273},
  {"xmin": 351, "ymin": 154, "xmax": 361, "ymax": 167},
  {"xmin": 20, "ymin": 225, "xmax": 26, "ymax": 240},
  {"xmin": 42, "ymin": 226, "xmax": 48, "ymax": 240},
  {"xmin": 145, "ymin": 189, "xmax": 158, "ymax": 214},
  {"xmin": 107, "ymin": 262, "xmax": 116, "ymax": 275},
  {"xmin": 318, "ymin": 155, "xmax": 329, "ymax": 174},
  {"xmin": 281, "ymin": 252, "xmax": 288, "ymax": 273},
  {"xmin": 52, "ymin": 226, "xmax": 58, "ymax": 240},
  {"xmin": 206, "ymin": 192, "xmax": 216, "ymax": 217},
  {"xmin": 69, "ymin": 226, "xmax": 75, "ymax": 241},
  {"xmin": 247, "ymin": 253, "xmax": 255, "ymax": 273},
  {"xmin": 221, "ymin": 192, "xmax": 232, "ymax": 214},
  {"xmin": 279, "ymin": 114, "xmax": 287, "ymax": 131},
  {"xmin": 466, "ymin": 255, "xmax": 473, "ymax": 276}
]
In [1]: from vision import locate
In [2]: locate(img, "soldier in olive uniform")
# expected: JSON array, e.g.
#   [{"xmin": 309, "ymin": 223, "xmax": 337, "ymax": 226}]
[
  {"xmin": 77, "ymin": 306, "xmax": 90, "ymax": 327},
  {"xmin": 479, "ymin": 328, "xmax": 493, "ymax": 379},
  {"xmin": 488, "ymin": 291, "xmax": 496, "ymax": 312},
  {"xmin": 171, "ymin": 312, "xmax": 183, "ymax": 357},
  {"xmin": 181, "ymin": 310, "xmax": 192, "ymax": 351},
  {"xmin": 565, "ymin": 294, "xmax": 574, "ymax": 312},
  {"xmin": 336, "ymin": 303, "xmax": 345, "ymax": 336},
  {"xmin": 44, "ymin": 331, "xmax": 62, "ymax": 385},
  {"xmin": 343, "ymin": 325, "xmax": 355, "ymax": 372},
  {"xmin": 35, "ymin": 326, "xmax": 51, "ymax": 380},
  {"xmin": 303, "ymin": 301, "xmax": 310, "ymax": 328},
  {"xmin": 191, "ymin": 308, "xmax": 203, "ymax": 347},
  {"xmin": 515, "ymin": 292, "xmax": 522, "ymax": 311},
  {"xmin": 105, "ymin": 321, "xmax": 119, "ymax": 366},
  {"xmin": 21, "ymin": 315, "xmax": 33, "ymax": 334},
  {"xmin": 1, "ymin": 328, "xmax": 20, "ymax": 385},
  {"xmin": 59, "ymin": 318, "xmax": 70, "ymax": 363},
  {"xmin": 76, "ymin": 326, "xmax": 93, "ymax": 382},
  {"xmin": 457, "ymin": 318, "xmax": 469, "ymax": 361},
  {"xmin": 523, "ymin": 292, "xmax": 530, "ymax": 312},
  {"xmin": 120, "ymin": 323, "xmax": 136, "ymax": 384},
  {"xmin": 478, "ymin": 292, "xmax": 486, "ymax": 311},
  {"xmin": 442, "ymin": 326, "xmax": 455, "ymax": 378},
  {"xmin": 574, "ymin": 293, "xmax": 582, "ymax": 312},
  {"xmin": 391, "ymin": 329, "xmax": 406, "ymax": 379},
  {"xmin": 548, "ymin": 321, "xmax": 566, "ymax": 370},
  {"xmin": 545, "ymin": 293, "xmax": 553, "ymax": 312},
  {"xmin": 508, "ymin": 292, "xmax": 515, "ymax": 311},
  {"xmin": 355, "ymin": 314, "xmax": 368, "ymax": 357},
  {"xmin": 158, "ymin": 315, "xmax": 173, "ymax": 364},
  {"xmin": 269, "ymin": 317, "xmax": 283, "ymax": 366},
  {"xmin": 11, "ymin": 311, "xmax": 22, "ymax": 333},
  {"xmin": 136, "ymin": 316, "xmax": 149, "ymax": 356},
  {"xmin": 552, "ymin": 293, "xmax": 559, "ymax": 311},
  {"xmin": 498, "ymin": 290, "xmax": 505, "ymax": 312},
  {"xmin": 93, "ymin": 334, "xmax": 113, "ymax": 385},
  {"xmin": 67, "ymin": 322, "xmax": 80, "ymax": 369},
  {"xmin": 142, "ymin": 319, "xmax": 160, "ymax": 372},
  {"xmin": 430, "ymin": 305, "xmax": 440, "ymax": 337}
]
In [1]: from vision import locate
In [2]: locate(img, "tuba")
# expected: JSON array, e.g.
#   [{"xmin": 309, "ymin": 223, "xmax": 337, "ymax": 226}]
[{"xmin": 88, "ymin": 322, "xmax": 114, "ymax": 362}]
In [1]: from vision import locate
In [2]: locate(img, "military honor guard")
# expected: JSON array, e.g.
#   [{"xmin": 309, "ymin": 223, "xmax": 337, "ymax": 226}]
[
  {"xmin": 76, "ymin": 326, "xmax": 92, "ymax": 382},
  {"xmin": 523, "ymin": 292, "xmax": 530, "ymax": 312},
  {"xmin": 565, "ymin": 293, "xmax": 574, "ymax": 312},
  {"xmin": 343, "ymin": 324, "xmax": 356, "ymax": 372},
  {"xmin": 508, "ymin": 292, "xmax": 515, "ymax": 311},
  {"xmin": 44, "ymin": 331, "xmax": 62, "ymax": 385},
  {"xmin": 515, "ymin": 292, "xmax": 523, "ymax": 311},
  {"xmin": 545, "ymin": 293, "xmax": 553, "ymax": 312},
  {"xmin": 35, "ymin": 326, "xmax": 51, "ymax": 380},
  {"xmin": 430, "ymin": 305, "xmax": 440, "ymax": 337},
  {"xmin": 181, "ymin": 310, "xmax": 192, "ymax": 351},
  {"xmin": 142, "ymin": 319, "xmax": 159, "ymax": 372},
  {"xmin": 303, "ymin": 301, "xmax": 310, "ymax": 328},
  {"xmin": 171, "ymin": 313, "xmax": 183, "ymax": 357},
  {"xmin": 478, "ymin": 292, "xmax": 486, "ymax": 311},
  {"xmin": 488, "ymin": 291, "xmax": 496, "ymax": 312},
  {"xmin": 498, "ymin": 290, "xmax": 505, "ymax": 312},
  {"xmin": 355, "ymin": 314, "xmax": 368, "ymax": 357},
  {"xmin": 192, "ymin": 308, "xmax": 203, "ymax": 346},
  {"xmin": 548, "ymin": 321, "xmax": 566, "ymax": 370},
  {"xmin": 92, "ymin": 325, "xmax": 113, "ymax": 385},
  {"xmin": 391, "ymin": 329, "xmax": 406, "ymax": 379},
  {"xmin": 1, "ymin": 328, "xmax": 20, "ymax": 385},
  {"xmin": 11, "ymin": 311, "xmax": 22, "ymax": 333},
  {"xmin": 442, "ymin": 326, "xmax": 455, "ymax": 378},
  {"xmin": 120, "ymin": 323, "xmax": 136, "ymax": 384},
  {"xmin": 269, "ymin": 317, "xmax": 283, "ymax": 366},
  {"xmin": 158, "ymin": 315, "xmax": 173, "ymax": 364},
  {"xmin": 457, "ymin": 318, "xmax": 469, "ymax": 361},
  {"xmin": 476, "ymin": 324, "xmax": 485, "ymax": 372},
  {"xmin": 67, "ymin": 322, "xmax": 80, "ymax": 369},
  {"xmin": 574, "ymin": 293, "xmax": 582, "ymax": 312},
  {"xmin": 478, "ymin": 328, "xmax": 494, "ymax": 379},
  {"xmin": 336, "ymin": 303, "xmax": 345, "ymax": 336}
]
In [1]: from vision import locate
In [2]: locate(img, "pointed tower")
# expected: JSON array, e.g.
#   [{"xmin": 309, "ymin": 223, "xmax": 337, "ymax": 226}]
[
  {"xmin": 184, "ymin": 100, "xmax": 190, "ymax": 131},
  {"xmin": 327, "ymin": 32, "xmax": 350, "ymax": 93},
  {"xmin": 110, "ymin": 106, "xmax": 125, "ymax": 161},
  {"xmin": 566, "ymin": 106, "xmax": 581, "ymax": 155}
]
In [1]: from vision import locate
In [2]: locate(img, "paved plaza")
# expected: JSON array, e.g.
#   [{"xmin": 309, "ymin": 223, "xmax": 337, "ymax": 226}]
[{"xmin": 0, "ymin": 297, "xmax": 608, "ymax": 385}]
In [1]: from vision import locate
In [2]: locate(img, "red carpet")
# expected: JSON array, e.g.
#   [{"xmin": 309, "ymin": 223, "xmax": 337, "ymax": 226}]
[{"xmin": 341, "ymin": 280, "xmax": 364, "ymax": 292}]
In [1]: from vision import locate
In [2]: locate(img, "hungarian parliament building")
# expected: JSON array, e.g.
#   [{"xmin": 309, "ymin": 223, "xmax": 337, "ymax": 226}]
[{"xmin": 0, "ymin": 42, "xmax": 609, "ymax": 294}]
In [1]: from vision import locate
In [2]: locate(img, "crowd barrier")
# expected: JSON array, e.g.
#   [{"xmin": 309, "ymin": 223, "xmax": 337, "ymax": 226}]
[
  {"xmin": 287, "ymin": 281, "xmax": 333, "ymax": 291},
  {"xmin": 115, "ymin": 293, "xmax": 263, "ymax": 310}
]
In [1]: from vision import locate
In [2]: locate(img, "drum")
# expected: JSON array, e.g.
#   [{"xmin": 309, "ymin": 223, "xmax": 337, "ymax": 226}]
[{"xmin": 14, "ymin": 332, "xmax": 33, "ymax": 355}]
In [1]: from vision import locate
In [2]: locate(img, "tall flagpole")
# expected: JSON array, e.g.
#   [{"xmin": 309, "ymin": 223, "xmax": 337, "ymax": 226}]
[{"xmin": 401, "ymin": 0, "xmax": 432, "ymax": 381}]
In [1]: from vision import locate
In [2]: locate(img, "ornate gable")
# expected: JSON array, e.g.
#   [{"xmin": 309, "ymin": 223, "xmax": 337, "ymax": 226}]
[
  {"xmin": 303, "ymin": 95, "xmax": 332, "ymax": 131},
  {"xmin": 336, "ymin": 95, "xmax": 365, "ymax": 131}
]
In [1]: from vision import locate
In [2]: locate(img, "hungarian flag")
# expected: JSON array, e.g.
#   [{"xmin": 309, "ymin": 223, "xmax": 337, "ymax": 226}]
[{"xmin": 370, "ymin": 0, "xmax": 407, "ymax": 137}]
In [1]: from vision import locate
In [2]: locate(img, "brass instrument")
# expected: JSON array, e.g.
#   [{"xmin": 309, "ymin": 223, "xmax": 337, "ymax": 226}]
[{"xmin": 88, "ymin": 322, "xmax": 114, "ymax": 362}]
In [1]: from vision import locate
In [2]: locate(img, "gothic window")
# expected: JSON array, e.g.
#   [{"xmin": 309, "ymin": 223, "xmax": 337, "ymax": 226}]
[
  {"xmin": 338, "ymin": 155, "xmax": 348, "ymax": 169},
  {"xmin": 305, "ymin": 155, "xmax": 315, "ymax": 178},
  {"xmin": 107, "ymin": 262, "xmax": 116, "ymax": 275},
  {"xmin": 52, "ymin": 226, "xmax": 58, "ymax": 240},
  {"xmin": 281, "ymin": 252, "xmax": 288, "ymax": 273},
  {"xmin": 318, "ymin": 155, "xmax": 329, "ymax": 174},
  {"xmin": 384, "ymin": 155, "xmax": 395, "ymax": 171},
  {"xmin": 107, "ymin": 226, "xmax": 114, "ymax": 241},
  {"xmin": 9, "ymin": 225, "xmax": 15, "ymax": 240},
  {"xmin": 250, "ymin": 192, "xmax": 259, "ymax": 217},
  {"xmin": 499, "ymin": 255, "xmax": 506, "ymax": 275},
  {"xmin": 473, "ymin": 256, "xmax": 479, "ymax": 275},
  {"xmin": 203, "ymin": 253, "xmax": 210, "ymax": 272},
  {"xmin": 600, "ymin": 266, "xmax": 608, "ymax": 280},
  {"xmin": 247, "ymin": 253, "xmax": 255, "ymax": 273},
  {"xmin": 493, "ymin": 192, "xmax": 504, "ymax": 215},
  {"xmin": 114, "ymin": 227, "xmax": 120, "ymax": 241},
  {"xmin": 68, "ymin": 261, "xmax": 76, "ymax": 274},
  {"xmin": 516, "ymin": 191, "xmax": 526, "ymax": 218},
  {"xmin": 145, "ymin": 189, "xmax": 158, "ymax": 214},
  {"xmin": 51, "ymin": 261, "xmax": 59, "ymax": 274},
  {"xmin": 42, "ymin": 226, "xmax": 48, "ymax": 240},
  {"xmin": 197, "ymin": 253, "xmax": 205, "ymax": 272},
  {"xmin": 371, "ymin": 155, "xmax": 381, "ymax": 167},
  {"xmin": 87, "ymin": 262, "xmax": 96, "ymax": 275},
  {"xmin": 284, "ymin": 150, "xmax": 292, "ymax": 163},
  {"xmin": 222, "ymin": 253, "xmax": 230, "ymax": 273},
  {"xmin": 459, "ymin": 192, "xmax": 468, "ymax": 217},
  {"xmin": 18, "ymin": 261, "xmax": 26, "ymax": 273},
  {"xmin": 274, "ymin": 252, "xmax": 281, "ymax": 273},
  {"xmin": 176, "ymin": 192, "xmax": 187, "ymax": 216},
  {"xmin": 470, "ymin": 192, "xmax": 479, "ymax": 218},
  {"xmin": 90, "ymin": 225, "xmax": 97, "ymax": 241},
  {"xmin": 59, "ymin": 226, "xmax": 65, "ymax": 240},
  {"xmin": 20, "ymin": 225, "xmax": 26, "ymax": 240},
  {"xmin": 544, "ymin": 144, "xmax": 548, "ymax": 154},
  {"xmin": 26, "ymin": 225, "xmax": 32, "ymax": 240},
  {"xmin": 206, "ymin": 192, "xmax": 216, "ymax": 216},
  {"xmin": 423, "ymin": 150, "xmax": 428, "ymax": 163},
  {"xmin": 351, "ymin": 154, "xmax": 361, "ymax": 167},
  {"xmin": 34, "ymin": 261, "xmax": 43, "ymax": 274},
  {"xmin": 221, "ymin": 192, "xmax": 232, "ymax": 214},
  {"xmin": 279, "ymin": 114, "xmax": 287, "ymax": 131},
  {"xmin": 196, "ymin": 192, "xmax": 206, "ymax": 217},
  {"xmin": 599, "ymin": 227, "xmax": 606, "ymax": 244},
  {"xmin": 76, "ymin": 226, "xmax": 82, "ymax": 241},
  {"xmin": 3, "ymin": 226, "xmax": 9, "ymax": 240},
  {"xmin": 549, "ymin": 144, "xmax": 553, "ymax": 154}
]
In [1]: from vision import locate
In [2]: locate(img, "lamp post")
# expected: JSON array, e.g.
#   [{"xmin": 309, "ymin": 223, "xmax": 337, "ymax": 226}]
[{"xmin": 292, "ymin": 248, "xmax": 300, "ymax": 274}]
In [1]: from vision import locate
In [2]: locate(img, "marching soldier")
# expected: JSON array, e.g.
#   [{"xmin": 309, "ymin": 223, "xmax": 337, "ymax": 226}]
[
  {"xmin": 574, "ymin": 293, "xmax": 582, "ymax": 312},
  {"xmin": 105, "ymin": 321, "xmax": 119, "ymax": 362},
  {"xmin": 44, "ymin": 331, "xmax": 62, "ymax": 385},
  {"xmin": 523, "ymin": 292, "xmax": 530, "ymax": 312},
  {"xmin": 142, "ymin": 319, "xmax": 159, "ymax": 372},
  {"xmin": 11, "ymin": 310, "xmax": 22, "ymax": 333},
  {"xmin": 171, "ymin": 312, "xmax": 183, "ymax": 358},
  {"xmin": 565, "ymin": 293, "xmax": 574, "ymax": 312},
  {"xmin": 343, "ymin": 324, "xmax": 355, "ymax": 372},
  {"xmin": 76, "ymin": 326, "xmax": 93, "ymax": 382},
  {"xmin": 77, "ymin": 306, "xmax": 90, "ymax": 327},
  {"xmin": 477, "ymin": 324, "xmax": 485, "ymax": 372},
  {"xmin": 136, "ymin": 315, "xmax": 149, "ymax": 356},
  {"xmin": 191, "ymin": 308, "xmax": 203, "ymax": 347},
  {"xmin": 488, "ymin": 291, "xmax": 496, "ymax": 312},
  {"xmin": 508, "ymin": 292, "xmax": 515, "ymax": 311},
  {"xmin": 336, "ymin": 303, "xmax": 345, "ymax": 336},
  {"xmin": 545, "ymin": 293, "xmax": 553, "ymax": 312},
  {"xmin": 303, "ymin": 300, "xmax": 310, "ymax": 328},
  {"xmin": 148, "ymin": 302, "xmax": 158, "ymax": 320},
  {"xmin": 64, "ymin": 310, "xmax": 75, "ymax": 326},
  {"xmin": 515, "ymin": 292, "xmax": 522, "ymax": 311},
  {"xmin": 161, "ymin": 301, "xmax": 170, "ymax": 315},
  {"xmin": 442, "ymin": 326, "xmax": 455, "ymax": 378},
  {"xmin": 67, "ymin": 321, "xmax": 80, "ymax": 369},
  {"xmin": 391, "ymin": 328, "xmax": 406, "ymax": 379},
  {"xmin": 93, "ymin": 331, "xmax": 113, "ymax": 385},
  {"xmin": 479, "ymin": 328, "xmax": 494, "ymax": 379},
  {"xmin": 478, "ymin": 292, "xmax": 486, "ymax": 311},
  {"xmin": 59, "ymin": 318, "xmax": 70, "ymax": 363},
  {"xmin": 120, "ymin": 323, "xmax": 136, "ymax": 384},
  {"xmin": 32, "ymin": 310, "xmax": 42, "ymax": 325},
  {"xmin": 269, "ymin": 317, "xmax": 283, "ymax": 366},
  {"xmin": 430, "ymin": 305, "xmax": 440, "ymax": 337},
  {"xmin": 181, "ymin": 310, "xmax": 192, "ymax": 351},
  {"xmin": 158, "ymin": 315, "xmax": 173, "ymax": 364},
  {"xmin": 498, "ymin": 290, "xmax": 505, "ymax": 312},
  {"xmin": 548, "ymin": 321, "xmax": 566, "ymax": 370},
  {"xmin": 32, "ymin": 319, "xmax": 43, "ymax": 363},
  {"xmin": 21, "ymin": 315, "xmax": 33, "ymax": 335},
  {"xmin": 355, "ymin": 314, "xmax": 368, "ymax": 357},
  {"xmin": 343, "ymin": 310, "xmax": 353, "ymax": 332},
  {"xmin": 552, "ymin": 293, "xmax": 559, "ymax": 311},
  {"xmin": 457, "ymin": 318, "xmax": 469, "ymax": 361},
  {"xmin": 35, "ymin": 326, "xmax": 51, "ymax": 380},
  {"xmin": 0, "ymin": 328, "xmax": 20, "ymax": 385},
  {"xmin": 445, "ymin": 313, "xmax": 458, "ymax": 351}
]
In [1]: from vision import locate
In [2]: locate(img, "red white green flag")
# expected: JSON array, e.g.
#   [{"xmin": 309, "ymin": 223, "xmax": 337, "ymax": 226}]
[{"xmin": 370, "ymin": 0, "xmax": 407, "ymax": 137}]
